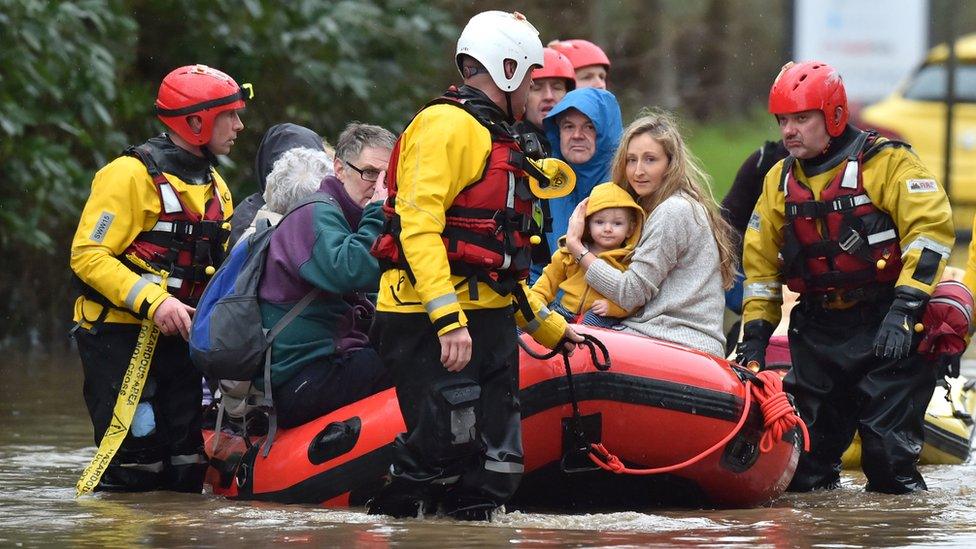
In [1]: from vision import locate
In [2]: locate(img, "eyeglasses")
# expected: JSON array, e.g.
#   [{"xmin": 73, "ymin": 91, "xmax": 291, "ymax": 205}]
[{"xmin": 344, "ymin": 159, "xmax": 382, "ymax": 182}]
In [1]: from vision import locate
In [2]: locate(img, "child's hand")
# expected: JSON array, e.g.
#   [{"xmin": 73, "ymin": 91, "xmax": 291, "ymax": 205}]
[{"xmin": 590, "ymin": 299, "xmax": 610, "ymax": 316}]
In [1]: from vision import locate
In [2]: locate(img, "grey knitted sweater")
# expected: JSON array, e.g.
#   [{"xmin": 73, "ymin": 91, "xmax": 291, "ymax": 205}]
[{"xmin": 585, "ymin": 192, "xmax": 726, "ymax": 356}]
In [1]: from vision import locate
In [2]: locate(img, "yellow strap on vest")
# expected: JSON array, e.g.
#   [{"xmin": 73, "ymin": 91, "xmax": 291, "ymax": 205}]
[{"xmin": 76, "ymin": 278, "xmax": 165, "ymax": 496}]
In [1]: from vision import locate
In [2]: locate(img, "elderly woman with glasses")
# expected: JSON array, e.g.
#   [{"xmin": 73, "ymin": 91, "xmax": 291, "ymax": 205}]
[
  {"xmin": 254, "ymin": 122, "xmax": 397, "ymax": 429},
  {"xmin": 334, "ymin": 122, "xmax": 395, "ymax": 205}
]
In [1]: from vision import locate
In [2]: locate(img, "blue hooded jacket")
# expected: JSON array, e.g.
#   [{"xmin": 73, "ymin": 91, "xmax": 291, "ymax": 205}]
[{"xmin": 542, "ymin": 88, "xmax": 623, "ymax": 255}]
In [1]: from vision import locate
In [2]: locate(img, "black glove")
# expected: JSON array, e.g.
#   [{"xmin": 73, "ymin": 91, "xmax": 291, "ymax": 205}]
[
  {"xmin": 873, "ymin": 286, "xmax": 929, "ymax": 360},
  {"xmin": 939, "ymin": 354, "xmax": 962, "ymax": 378},
  {"xmin": 735, "ymin": 320, "xmax": 775, "ymax": 371}
]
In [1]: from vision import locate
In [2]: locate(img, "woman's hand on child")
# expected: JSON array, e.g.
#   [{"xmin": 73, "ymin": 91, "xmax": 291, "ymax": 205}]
[
  {"xmin": 590, "ymin": 299, "xmax": 610, "ymax": 316},
  {"xmin": 565, "ymin": 199, "xmax": 589, "ymax": 256}
]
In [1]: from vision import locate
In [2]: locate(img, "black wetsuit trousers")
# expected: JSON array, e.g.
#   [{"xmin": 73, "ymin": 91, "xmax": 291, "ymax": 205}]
[
  {"xmin": 275, "ymin": 347, "xmax": 393, "ymax": 429},
  {"xmin": 75, "ymin": 323, "xmax": 206, "ymax": 493},
  {"xmin": 784, "ymin": 296, "xmax": 937, "ymax": 494},
  {"xmin": 370, "ymin": 308, "xmax": 523, "ymax": 511}
]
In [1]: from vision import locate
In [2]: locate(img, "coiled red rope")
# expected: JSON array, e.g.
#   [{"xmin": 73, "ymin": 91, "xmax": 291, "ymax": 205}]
[{"xmin": 589, "ymin": 369, "xmax": 809, "ymax": 475}]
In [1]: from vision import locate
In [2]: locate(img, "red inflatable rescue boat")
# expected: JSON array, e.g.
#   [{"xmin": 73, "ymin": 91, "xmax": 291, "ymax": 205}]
[{"xmin": 204, "ymin": 326, "xmax": 804, "ymax": 509}]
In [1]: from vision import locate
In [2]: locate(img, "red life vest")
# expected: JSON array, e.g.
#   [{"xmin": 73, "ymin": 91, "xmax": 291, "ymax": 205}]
[
  {"xmin": 780, "ymin": 131, "xmax": 904, "ymax": 294},
  {"xmin": 121, "ymin": 145, "xmax": 229, "ymax": 305},
  {"xmin": 370, "ymin": 88, "xmax": 541, "ymax": 290}
]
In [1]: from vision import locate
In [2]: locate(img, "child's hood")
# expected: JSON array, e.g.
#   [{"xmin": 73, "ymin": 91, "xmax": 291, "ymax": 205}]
[{"xmin": 585, "ymin": 182, "xmax": 646, "ymax": 249}]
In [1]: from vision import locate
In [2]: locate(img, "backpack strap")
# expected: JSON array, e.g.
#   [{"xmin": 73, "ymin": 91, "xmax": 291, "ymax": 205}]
[{"xmin": 259, "ymin": 287, "xmax": 322, "ymax": 457}]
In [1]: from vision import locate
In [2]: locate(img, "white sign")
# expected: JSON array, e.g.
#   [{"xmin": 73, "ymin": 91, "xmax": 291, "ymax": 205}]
[{"xmin": 794, "ymin": 0, "xmax": 928, "ymax": 104}]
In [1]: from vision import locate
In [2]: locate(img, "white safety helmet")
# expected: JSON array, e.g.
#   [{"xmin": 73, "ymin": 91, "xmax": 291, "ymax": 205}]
[{"xmin": 455, "ymin": 11, "xmax": 544, "ymax": 92}]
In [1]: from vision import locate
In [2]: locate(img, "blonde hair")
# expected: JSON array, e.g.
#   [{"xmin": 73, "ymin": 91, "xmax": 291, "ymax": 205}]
[{"xmin": 609, "ymin": 110, "xmax": 738, "ymax": 288}]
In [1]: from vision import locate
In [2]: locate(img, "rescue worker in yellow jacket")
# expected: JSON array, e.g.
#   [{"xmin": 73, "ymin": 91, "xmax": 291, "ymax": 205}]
[
  {"xmin": 70, "ymin": 65, "xmax": 247, "ymax": 492},
  {"xmin": 737, "ymin": 61, "xmax": 954, "ymax": 494},
  {"xmin": 366, "ymin": 11, "xmax": 582, "ymax": 520}
]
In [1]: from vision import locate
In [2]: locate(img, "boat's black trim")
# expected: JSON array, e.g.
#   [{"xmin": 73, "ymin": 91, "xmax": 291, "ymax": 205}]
[
  {"xmin": 521, "ymin": 371, "xmax": 743, "ymax": 422},
  {"xmin": 237, "ymin": 443, "xmax": 393, "ymax": 505},
  {"xmin": 230, "ymin": 372, "xmax": 754, "ymax": 505},
  {"xmin": 923, "ymin": 420, "xmax": 971, "ymax": 462}
]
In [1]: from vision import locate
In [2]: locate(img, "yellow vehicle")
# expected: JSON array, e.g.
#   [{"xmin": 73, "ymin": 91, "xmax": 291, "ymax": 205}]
[
  {"xmin": 842, "ymin": 376, "xmax": 975, "ymax": 468},
  {"xmin": 859, "ymin": 33, "xmax": 976, "ymax": 230}
]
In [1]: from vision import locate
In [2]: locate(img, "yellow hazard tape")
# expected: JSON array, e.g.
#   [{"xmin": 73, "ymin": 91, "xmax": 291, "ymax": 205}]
[{"xmin": 76, "ymin": 315, "xmax": 160, "ymax": 496}]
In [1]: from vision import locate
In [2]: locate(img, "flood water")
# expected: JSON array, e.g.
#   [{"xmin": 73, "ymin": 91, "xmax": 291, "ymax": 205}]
[{"xmin": 2, "ymin": 351, "xmax": 975, "ymax": 548}]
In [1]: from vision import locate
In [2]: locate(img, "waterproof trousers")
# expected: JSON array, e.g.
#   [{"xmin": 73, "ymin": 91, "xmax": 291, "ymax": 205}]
[
  {"xmin": 75, "ymin": 323, "xmax": 207, "ymax": 493},
  {"xmin": 275, "ymin": 347, "xmax": 393, "ymax": 429},
  {"xmin": 368, "ymin": 308, "xmax": 523, "ymax": 518},
  {"xmin": 784, "ymin": 295, "xmax": 937, "ymax": 494}
]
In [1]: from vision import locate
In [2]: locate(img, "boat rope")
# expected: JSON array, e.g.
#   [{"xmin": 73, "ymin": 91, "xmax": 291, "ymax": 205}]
[
  {"xmin": 518, "ymin": 333, "xmax": 611, "ymax": 471},
  {"xmin": 76, "ymin": 274, "xmax": 165, "ymax": 496},
  {"xmin": 588, "ymin": 368, "xmax": 810, "ymax": 476}
]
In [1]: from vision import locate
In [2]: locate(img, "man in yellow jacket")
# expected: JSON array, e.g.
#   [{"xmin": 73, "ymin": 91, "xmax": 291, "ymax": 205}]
[
  {"xmin": 737, "ymin": 61, "xmax": 954, "ymax": 494},
  {"xmin": 366, "ymin": 11, "xmax": 581, "ymax": 520},
  {"xmin": 70, "ymin": 65, "xmax": 246, "ymax": 492}
]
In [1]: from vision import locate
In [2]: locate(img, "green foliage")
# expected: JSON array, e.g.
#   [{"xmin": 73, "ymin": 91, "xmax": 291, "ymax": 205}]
[
  {"xmin": 0, "ymin": 0, "xmax": 136, "ymax": 252},
  {"xmin": 684, "ymin": 109, "xmax": 780, "ymax": 199},
  {"xmin": 0, "ymin": 0, "xmax": 454, "ymax": 347},
  {"xmin": 127, "ymin": 0, "xmax": 456, "ymax": 195}
]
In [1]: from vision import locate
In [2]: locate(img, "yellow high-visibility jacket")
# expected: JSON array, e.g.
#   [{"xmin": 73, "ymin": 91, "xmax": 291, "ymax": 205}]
[
  {"xmin": 743, "ymin": 139, "xmax": 954, "ymax": 327},
  {"xmin": 71, "ymin": 154, "xmax": 233, "ymax": 327},
  {"xmin": 375, "ymin": 103, "xmax": 567, "ymax": 348}
]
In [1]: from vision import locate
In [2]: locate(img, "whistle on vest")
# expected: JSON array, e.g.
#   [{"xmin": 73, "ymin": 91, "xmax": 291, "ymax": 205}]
[{"xmin": 525, "ymin": 158, "xmax": 576, "ymax": 200}]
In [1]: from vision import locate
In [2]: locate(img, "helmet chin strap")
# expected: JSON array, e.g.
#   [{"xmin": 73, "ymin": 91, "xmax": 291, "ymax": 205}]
[{"xmin": 505, "ymin": 91, "xmax": 515, "ymax": 122}]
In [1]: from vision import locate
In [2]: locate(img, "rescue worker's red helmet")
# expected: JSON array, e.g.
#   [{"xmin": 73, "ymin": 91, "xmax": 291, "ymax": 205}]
[
  {"xmin": 768, "ymin": 61, "xmax": 849, "ymax": 137},
  {"xmin": 155, "ymin": 64, "xmax": 250, "ymax": 146},
  {"xmin": 532, "ymin": 48, "xmax": 576, "ymax": 91},
  {"xmin": 548, "ymin": 39, "xmax": 611, "ymax": 71}
]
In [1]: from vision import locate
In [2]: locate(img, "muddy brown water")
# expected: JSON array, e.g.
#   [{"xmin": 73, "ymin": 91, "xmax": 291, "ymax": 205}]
[{"xmin": 2, "ymin": 352, "xmax": 975, "ymax": 548}]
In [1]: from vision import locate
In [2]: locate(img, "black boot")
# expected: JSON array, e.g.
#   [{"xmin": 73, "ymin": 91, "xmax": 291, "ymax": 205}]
[
  {"xmin": 440, "ymin": 491, "xmax": 498, "ymax": 522},
  {"xmin": 366, "ymin": 478, "xmax": 441, "ymax": 519}
]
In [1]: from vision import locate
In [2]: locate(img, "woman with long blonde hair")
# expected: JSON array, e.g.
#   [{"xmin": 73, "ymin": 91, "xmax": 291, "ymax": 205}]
[{"xmin": 565, "ymin": 110, "xmax": 738, "ymax": 355}]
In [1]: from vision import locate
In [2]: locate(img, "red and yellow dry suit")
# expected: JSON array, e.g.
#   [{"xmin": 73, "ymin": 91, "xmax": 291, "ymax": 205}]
[
  {"xmin": 741, "ymin": 128, "xmax": 954, "ymax": 494},
  {"xmin": 70, "ymin": 136, "xmax": 232, "ymax": 493},
  {"xmin": 368, "ymin": 85, "xmax": 567, "ymax": 516}
]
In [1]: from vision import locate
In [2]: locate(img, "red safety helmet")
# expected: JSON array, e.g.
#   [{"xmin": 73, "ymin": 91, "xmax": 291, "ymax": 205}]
[
  {"xmin": 155, "ymin": 64, "xmax": 250, "ymax": 146},
  {"xmin": 532, "ymin": 48, "xmax": 576, "ymax": 90},
  {"xmin": 768, "ymin": 61, "xmax": 848, "ymax": 137},
  {"xmin": 549, "ymin": 39, "xmax": 610, "ymax": 70}
]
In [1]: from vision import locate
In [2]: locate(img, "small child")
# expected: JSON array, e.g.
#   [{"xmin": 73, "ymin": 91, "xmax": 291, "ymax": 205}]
[{"xmin": 531, "ymin": 182, "xmax": 644, "ymax": 327}]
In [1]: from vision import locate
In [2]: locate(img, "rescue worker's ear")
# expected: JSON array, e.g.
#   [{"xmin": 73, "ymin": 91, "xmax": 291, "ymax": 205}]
[
  {"xmin": 833, "ymin": 106, "xmax": 844, "ymax": 127},
  {"xmin": 186, "ymin": 115, "xmax": 203, "ymax": 134},
  {"xmin": 526, "ymin": 157, "xmax": 576, "ymax": 199}
]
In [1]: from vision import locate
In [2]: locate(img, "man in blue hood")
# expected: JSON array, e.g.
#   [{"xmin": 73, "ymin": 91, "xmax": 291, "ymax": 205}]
[{"xmin": 541, "ymin": 87, "xmax": 623, "ymax": 260}]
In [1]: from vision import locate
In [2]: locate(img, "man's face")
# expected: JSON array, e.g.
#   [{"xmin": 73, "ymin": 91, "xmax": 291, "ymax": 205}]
[
  {"xmin": 206, "ymin": 109, "xmax": 244, "ymax": 156},
  {"xmin": 558, "ymin": 109, "xmax": 597, "ymax": 165},
  {"xmin": 526, "ymin": 78, "xmax": 569, "ymax": 128},
  {"xmin": 575, "ymin": 65, "xmax": 607, "ymax": 89},
  {"xmin": 777, "ymin": 110, "xmax": 830, "ymax": 159},
  {"xmin": 509, "ymin": 70, "xmax": 534, "ymax": 120},
  {"xmin": 335, "ymin": 145, "xmax": 391, "ymax": 206}
]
